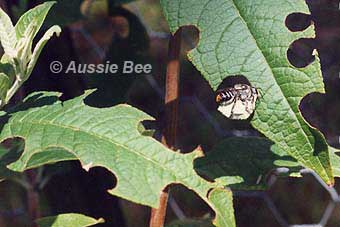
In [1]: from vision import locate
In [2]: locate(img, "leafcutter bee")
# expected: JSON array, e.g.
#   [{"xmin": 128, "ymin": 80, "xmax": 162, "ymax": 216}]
[{"xmin": 216, "ymin": 84, "xmax": 259, "ymax": 120}]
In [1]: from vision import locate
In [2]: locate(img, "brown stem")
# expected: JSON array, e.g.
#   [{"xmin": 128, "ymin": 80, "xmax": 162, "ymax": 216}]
[{"xmin": 149, "ymin": 29, "xmax": 182, "ymax": 227}]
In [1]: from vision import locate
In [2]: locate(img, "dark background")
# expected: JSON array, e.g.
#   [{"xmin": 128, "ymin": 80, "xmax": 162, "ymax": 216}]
[{"xmin": 0, "ymin": 0, "xmax": 340, "ymax": 226}]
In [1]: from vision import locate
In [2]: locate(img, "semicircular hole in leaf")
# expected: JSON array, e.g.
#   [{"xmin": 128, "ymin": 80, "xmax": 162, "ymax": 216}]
[
  {"xmin": 0, "ymin": 138, "xmax": 25, "ymax": 181},
  {"xmin": 215, "ymin": 75, "xmax": 259, "ymax": 124},
  {"xmin": 86, "ymin": 166, "xmax": 118, "ymax": 190},
  {"xmin": 216, "ymin": 75, "xmax": 251, "ymax": 91},
  {"xmin": 287, "ymin": 38, "xmax": 315, "ymax": 68},
  {"xmin": 285, "ymin": 13, "xmax": 312, "ymax": 32},
  {"xmin": 298, "ymin": 91, "xmax": 340, "ymax": 147},
  {"xmin": 181, "ymin": 25, "xmax": 200, "ymax": 53},
  {"xmin": 167, "ymin": 184, "xmax": 213, "ymax": 221}
]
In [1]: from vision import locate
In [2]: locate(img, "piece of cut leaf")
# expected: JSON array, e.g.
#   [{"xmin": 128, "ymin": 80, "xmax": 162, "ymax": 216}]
[
  {"xmin": 36, "ymin": 213, "xmax": 104, "ymax": 227},
  {"xmin": 0, "ymin": 91, "xmax": 235, "ymax": 227},
  {"xmin": 160, "ymin": 0, "xmax": 333, "ymax": 184}
]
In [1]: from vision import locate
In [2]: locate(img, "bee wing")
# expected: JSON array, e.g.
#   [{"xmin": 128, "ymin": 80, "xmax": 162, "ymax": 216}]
[
  {"xmin": 231, "ymin": 100, "xmax": 252, "ymax": 120},
  {"xmin": 218, "ymin": 103, "xmax": 233, "ymax": 118}
]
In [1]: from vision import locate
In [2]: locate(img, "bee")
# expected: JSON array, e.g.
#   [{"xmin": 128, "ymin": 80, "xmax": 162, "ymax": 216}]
[{"xmin": 216, "ymin": 84, "xmax": 259, "ymax": 120}]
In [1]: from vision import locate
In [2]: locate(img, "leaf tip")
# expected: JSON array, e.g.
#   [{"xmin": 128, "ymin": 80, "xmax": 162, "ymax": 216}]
[{"xmin": 96, "ymin": 218, "xmax": 105, "ymax": 224}]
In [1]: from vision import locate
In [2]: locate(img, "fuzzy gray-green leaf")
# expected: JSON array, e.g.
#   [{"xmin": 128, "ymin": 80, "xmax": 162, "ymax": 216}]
[
  {"xmin": 0, "ymin": 7, "xmax": 16, "ymax": 55},
  {"xmin": 26, "ymin": 25, "xmax": 61, "ymax": 77},
  {"xmin": 15, "ymin": 1, "xmax": 56, "ymax": 40}
]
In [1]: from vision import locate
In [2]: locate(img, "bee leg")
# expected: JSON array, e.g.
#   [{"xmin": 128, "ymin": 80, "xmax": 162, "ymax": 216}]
[
  {"xmin": 256, "ymin": 88, "xmax": 263, "ymax": 98},
  {"xmin": 230, "ymin": 99, "xmax": 238, "ymax": 118}
]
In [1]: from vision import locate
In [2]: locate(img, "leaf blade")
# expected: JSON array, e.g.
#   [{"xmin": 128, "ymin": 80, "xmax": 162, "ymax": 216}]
[
  {"xmin": 0, "ymin": 7, "xmax": 16, "ymax": 55},
  {"xmin": 0, "ymin": 91, "xmax": 235, "ymax": 227},
  {"xmin": 26, "ymin": 25, "xmax": 61, "ymax": 77},
  {"xmin": 36, "ymin": 213, "xmax": 104, "ymax": 227},
  {"xmin": 160, "ymin": 0, "xmax": 333, "ymax": 184},
  {"xmin": 15, "ymin": 1, "xmax": 56, "ymax": 40}
]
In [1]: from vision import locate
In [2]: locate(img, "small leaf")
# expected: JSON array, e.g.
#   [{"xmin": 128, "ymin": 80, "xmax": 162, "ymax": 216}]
[
  {"xmin": 0, "ymin": 61, "xmax": 15, "ymax": 82},
  {"xmin": 26, "ymin": 25, "xmax": 61, "ymax": 78},
  {"xmin": 160, "ymin": 0, "xmax": 333, "ymax": 184},
  {"xmin": 0, "ymin": 91, "xmax": 236, "ymax": 227},
  {"xmin": 0, "ymin": 7, "xmax": 16, "ymax": 56},
  {"xmin": 15, "ymin": 1, "xmax": 56, "ymax": 40},
  {"xmin": 0, "ymin": 73, "xmax": 10, "ymax": 103},
  {"xmin": 36, "ymin": 213, "xmax": 104, "ymax": 227},
  {"xmin": 15, "ymin": 22, "xmax": 37, "ymax": 72}
]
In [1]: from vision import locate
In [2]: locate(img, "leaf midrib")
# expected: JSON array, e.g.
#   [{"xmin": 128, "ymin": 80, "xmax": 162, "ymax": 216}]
[
  {"xmin": 229, "ymin": 0, "xmax": 320, "ymax": 166},
  {"xmin": 7, "ymin": 119, "xmax": 178, "ymax": 177}
]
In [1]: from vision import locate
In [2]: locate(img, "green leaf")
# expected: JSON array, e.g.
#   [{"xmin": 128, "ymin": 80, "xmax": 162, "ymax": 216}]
[
  {"xmin": 160, "ymin": 0, "xmax": 333, "ymax": 184},
  {"xmin": 0, "ymin": 73, "xmax": 10, "ymax": 103},
  {"xmin": 15, "ymin": 21, "xmax": 37, "ymax": 72},
  {"xmin": 195, "ymin": 137, "xmax": 299, "ymax": 190},
  {"xmin": 36, "ymin": 213, "xmax": 104, "ymax": 227},
  {"xmin": 15, "ymin": 1, "xmax": 56, "ymax": 40},
  {"xmin": 26, "ymin": 25, "xmax": 61, "ymax": 77},
  {"xmin": 0, "ymin": 91, "xmax": 235, "ymax": 227},
  {"xmin": 330, "ymin": 147, "xmax": 340, "ymax": 177},
  {"xmin": 0, "ymin": 7, "xmax": 16, "ymax": 55}
]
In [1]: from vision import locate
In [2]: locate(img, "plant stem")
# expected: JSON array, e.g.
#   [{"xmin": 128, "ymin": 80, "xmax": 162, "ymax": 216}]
[
  {"xmin": 149, "ymin": 29, "xmax": 182, "ymax": 227},
  {"xmin": 5, "ymin": 78, "xmax": 22, "ymax": 105}
]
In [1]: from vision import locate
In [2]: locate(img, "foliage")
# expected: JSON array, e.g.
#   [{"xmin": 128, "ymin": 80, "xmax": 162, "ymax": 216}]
[
  {"xmin": 195, "ymin": 137, "xmax": 299, "ymax": 189},
  {"xmin": 0, "ymin": 1, "xmax": 339, "ymax": 227},
  {"xmin": 0, "ymin": 1, "xmax": 61, "ymax": 107},
  {"xmin": 160, "ymin": 0, "xmax": 333, "ymax": 185},
  {"xmin": 0, "ymin": 90, "xmax": 235, "ymax": 226},
  {"xmin": 36, "ymin": 213, "xmax": 104, "ymax": 227}
]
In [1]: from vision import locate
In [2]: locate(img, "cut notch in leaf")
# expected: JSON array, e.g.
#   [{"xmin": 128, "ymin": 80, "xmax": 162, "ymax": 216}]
[
  {"xmin": 160, "ymin": 0, "xmax": 333, "ymax": 184},
  {"xmin": 0, "ymin": 91, "xmax": 236, "ymax": 227}
]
